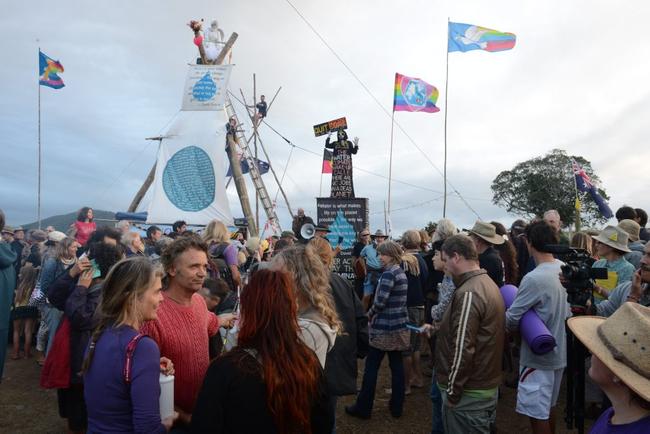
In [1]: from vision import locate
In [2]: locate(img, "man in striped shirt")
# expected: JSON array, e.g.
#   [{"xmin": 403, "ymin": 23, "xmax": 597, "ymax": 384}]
[{"xmin": 434, "ymin": 234, "xmax": 505, "ymax": 434}]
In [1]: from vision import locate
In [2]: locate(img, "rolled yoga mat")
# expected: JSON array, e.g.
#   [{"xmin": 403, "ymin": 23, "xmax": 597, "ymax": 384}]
[{"xmin": 500, "ymin": 284, "xmax": 556, "ymax": 355}]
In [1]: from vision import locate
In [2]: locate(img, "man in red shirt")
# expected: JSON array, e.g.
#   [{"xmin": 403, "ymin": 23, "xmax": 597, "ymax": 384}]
[{"xmin": 142, "ymin": 236, "xmax": 235, "ymax": 430}]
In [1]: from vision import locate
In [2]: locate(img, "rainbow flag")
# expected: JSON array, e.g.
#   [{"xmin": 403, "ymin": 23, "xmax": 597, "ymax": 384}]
[
  {"xmin": 39, "ymin": 51, "xmax": 65, "ymax": 89},
  {"xmin": 448, "ymin": 22, "xmax": 516, "ymax": 53},
  {"xmin": 393, "ymin": 73, "xmax": 439, "ymax": 113}
]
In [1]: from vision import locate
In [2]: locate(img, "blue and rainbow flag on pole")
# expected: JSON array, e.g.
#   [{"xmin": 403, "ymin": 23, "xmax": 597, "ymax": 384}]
[
  {"xmin": 393, "ymin": 73, "xmax": 439, "ymax": 113},
  {"xmin": 39, "ymin": 51, "xmax": 65, "ymax": 89},
  {"xmin": 448, "ymin": 22, "xmax": 516, "ymax": 53}
]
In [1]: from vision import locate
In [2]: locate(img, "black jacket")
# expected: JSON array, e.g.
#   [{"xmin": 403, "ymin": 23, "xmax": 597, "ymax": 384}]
[{"xmin": 324, "ymin": 273, "xmax": 369, "ymax": 396}]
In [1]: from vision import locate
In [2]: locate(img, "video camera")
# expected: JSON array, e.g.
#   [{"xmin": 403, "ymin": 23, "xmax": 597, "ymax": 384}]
[{"xmin": 544, "ymin": 245, "xmax": 608, "ymax": 309}]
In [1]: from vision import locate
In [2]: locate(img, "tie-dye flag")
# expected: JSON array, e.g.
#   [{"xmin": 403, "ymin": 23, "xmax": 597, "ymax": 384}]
[
  {"xmin": 393, "ymin": 73, "xmax": 439, "ymax": 113},
  {"xmin": 448, "ymin": 22, "xmax": 516, "ymax": 53},
  {"xmin": 39, "ymin": 51, "xmax": 65, "ymax": 89}
]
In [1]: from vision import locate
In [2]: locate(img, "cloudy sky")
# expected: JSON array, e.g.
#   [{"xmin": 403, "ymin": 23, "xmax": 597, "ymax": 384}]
[{"xmin": 2, "ymin": 0, "xmax": 649, "ymax": 234}]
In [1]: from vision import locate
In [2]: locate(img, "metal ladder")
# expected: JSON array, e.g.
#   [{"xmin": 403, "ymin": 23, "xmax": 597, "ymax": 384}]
[{"xmin": 224, "ymin": 95, "xmax": 280, "ymax": 231}]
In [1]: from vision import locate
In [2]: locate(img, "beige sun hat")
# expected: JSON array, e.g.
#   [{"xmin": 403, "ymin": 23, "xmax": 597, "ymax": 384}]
[
  {"xmin": 466, "ymin": 221, "xmax": 504, "ymax": 245},
  {"xmin": 567, "ymin": 302, "xmax": 650, "ymax": 401},
  {"xmin": 48, "ymin": 231, "xmax": 67, "ymax": 243},
  {"xmin": 592, "ymin": 225, "xmax": 631, "ymax": 253},
  {"xmin": 618, "ymin": 219, "xmax": 641, "ymax": 243}
]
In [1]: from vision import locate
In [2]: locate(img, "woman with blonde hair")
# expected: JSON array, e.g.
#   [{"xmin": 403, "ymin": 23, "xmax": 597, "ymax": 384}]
[
  {"xmin": 571, "ymin": 231, "xmax": 594, "ymax": 257},
  {"xmin": 83, "ymin": 257, "xmax": 177, "ymax": 432},
  {"xmin": 201, "ymin": 219, "xmax": 241, "ymax": 290},
  {"xmin": 272, "ymin": 243, "xmax": 340, "ymax": 368},
  {"xmin": 346, "ymin": 240, "xmax": 409, "ymax": 419},
  {"xmin": 309, "ymin": 237, "xmax": 369, "ymax": 427},
  {"xmin": 37, "ymin": 236, "xmax": 79, "ymax": 359},
  {"xmin": 11, "ymin": 264, "xmax": 40, "ymax": 359}
]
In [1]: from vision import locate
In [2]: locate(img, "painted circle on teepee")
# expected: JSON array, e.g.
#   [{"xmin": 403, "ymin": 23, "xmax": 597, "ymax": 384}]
[
  {"xmin": 192, "ymin": 72, "xmax": 217, "ymax": 102},
  {"xmin": 162, "ymin": 146, "xmax": 215, "ymax": 212}
]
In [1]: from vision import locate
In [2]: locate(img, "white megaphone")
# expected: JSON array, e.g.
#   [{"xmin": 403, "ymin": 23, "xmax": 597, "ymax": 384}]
[{"xmin": 300, "ymin": 223, "xmax": 316, "ymax": 240}]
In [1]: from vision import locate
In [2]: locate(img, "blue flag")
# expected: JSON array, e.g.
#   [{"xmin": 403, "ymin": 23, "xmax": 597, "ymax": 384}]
[
  {"xmin": 572, "ymin": 159, "xmax": 613, "ymax": 219},
  {"xmin": 39, "ymin": 51, "xmax": 65, "ymax": 89},
  {"xmin": 226, "ymin": 158, "xmax": 270, "ymax": 177},
  {"xmin": 448, "ymin": 22, "xmax": 516, "ymax": 53}
]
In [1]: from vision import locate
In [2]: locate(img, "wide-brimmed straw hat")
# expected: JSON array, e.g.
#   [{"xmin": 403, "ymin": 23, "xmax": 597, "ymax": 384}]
[
  {"xmin": 567, "ymin": 302, "xmax": 650, "ymax": 401},
  {"xmin": 592, "ymin": 225, "xmax": 631, "ymax": 253},
  {"xmin": 1, "ymin": 226, "xmax": 14, "ymax": 235},
  {"xmin": 371, "ymin": 229, "xmax": 386, "ymax": 239},
  {"xmin": 466, "ymin": 221, "xmax": 504, "ymax": 245},
  {"xmin": 618, "ymin": 219, "xmax": 641, "ymax": 243},
  {"xmin": 48, "ymin": 231, "xmax": 67, "ymax": 243}
]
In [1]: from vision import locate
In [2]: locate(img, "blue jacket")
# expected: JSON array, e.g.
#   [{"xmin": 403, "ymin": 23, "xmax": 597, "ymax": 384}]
[
  {"xmin": 0, "ymin": 242, "xmax": 17, "ymax": 328},
  {"xmin": 368, "ymin": 264, "xmax": 408, "ymax": 335}
]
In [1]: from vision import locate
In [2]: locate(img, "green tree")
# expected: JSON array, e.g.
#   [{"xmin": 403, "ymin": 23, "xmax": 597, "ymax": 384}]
[
  {"xmin": 491, "ymin": 149, "xmax": 610, "ymax": 228},
  {"xmin": 423, "ymin": 221, "xmax": 437, "ymax": 235}
]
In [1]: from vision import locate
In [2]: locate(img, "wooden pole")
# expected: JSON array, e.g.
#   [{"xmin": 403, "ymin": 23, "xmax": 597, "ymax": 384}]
[
  {"xmin": 128, "ymin": 161, "xmax": 157, "ymax": 212},
  {"xmin": 236, "ymin": 88, "xmax": 294, "ymax": 218},
  {"xmin": 214, "ymin": 33, "xmax": 238, "ymax": 65},
  {"xmin": 227, "ymin": 134, "xmax": 258, "ymax": 236}
]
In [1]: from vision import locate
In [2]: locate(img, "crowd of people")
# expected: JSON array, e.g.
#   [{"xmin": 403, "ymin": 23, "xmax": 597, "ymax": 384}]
[{"xmin": 1, "ymin": 203, "xmax": 650, "ymax": 433}]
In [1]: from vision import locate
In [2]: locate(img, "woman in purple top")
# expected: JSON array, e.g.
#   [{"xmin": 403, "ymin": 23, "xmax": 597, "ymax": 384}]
[{"xmin": 83, "ymin": 257, "xmax": 177, "ymax": 433}]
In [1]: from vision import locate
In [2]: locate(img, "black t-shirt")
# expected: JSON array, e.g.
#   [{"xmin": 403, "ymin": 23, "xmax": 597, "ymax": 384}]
[
  {"xmin": 192, "ymin": 351, "xmax": 333, "ymax": 433},
  {"xmin": 256, "ymin": 101, "xmax": 267, "ymax": 117},
  {"xmin": 405, "ymin": 253, "xmax": 429, "ymax": 307},
  {"xmin": 479, "ymin": 246, "xmax": 504, "ymax": 288},
  {"xmin": 351, "ymin": 242, "xmax": 365, "ymax": 258}
]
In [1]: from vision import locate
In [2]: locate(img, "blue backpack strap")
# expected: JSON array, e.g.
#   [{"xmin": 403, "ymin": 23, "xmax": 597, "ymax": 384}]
[{"xmin": 123, "ymin": 333, "xmax": 146, "ymax": 384}]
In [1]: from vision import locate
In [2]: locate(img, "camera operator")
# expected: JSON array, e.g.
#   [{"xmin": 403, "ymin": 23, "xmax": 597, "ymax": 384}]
[
  {"xmin": 590, "ymin": 242, "xmax": 650, "ymax": 317},
  {"xmin": 505, "ymin": 221, "xmax": 572, "ymax": 433}
]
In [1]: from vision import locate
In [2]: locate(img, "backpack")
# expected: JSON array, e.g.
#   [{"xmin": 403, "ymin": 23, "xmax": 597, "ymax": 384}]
[{"xmin": 208, "ymin": 242, "xmax": 236, "ymax": 292}]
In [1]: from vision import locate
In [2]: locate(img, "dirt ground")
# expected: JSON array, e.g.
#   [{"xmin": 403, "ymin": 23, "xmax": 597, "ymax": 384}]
[{"xmin": 1, "ymin": 349, "xmax": 593, "ymax": 433}]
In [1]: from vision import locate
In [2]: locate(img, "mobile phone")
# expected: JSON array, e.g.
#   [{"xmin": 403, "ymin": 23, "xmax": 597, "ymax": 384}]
[
  {"xmin": 338, "ymin": 236, "xmax": 344, "ymax": 245},
  {"xmin": 90, "ymin": 259, "xmax": 101, "ymax": 279}
]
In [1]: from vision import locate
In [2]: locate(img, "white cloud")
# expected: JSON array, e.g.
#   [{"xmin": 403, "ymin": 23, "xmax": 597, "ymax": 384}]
[{"xmin": 1, "ymin": 0, "xmax": 649, "ymax": 232}]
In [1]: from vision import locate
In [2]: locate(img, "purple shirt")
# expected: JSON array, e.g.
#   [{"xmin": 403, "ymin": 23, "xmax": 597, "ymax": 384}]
[
  {"xmin": 84, "ymin": 325, "xmax": 166, "ymax": 434},
  {"xmin": 590, "ymin": 407, "xmax": 650, "ymax": 434}
]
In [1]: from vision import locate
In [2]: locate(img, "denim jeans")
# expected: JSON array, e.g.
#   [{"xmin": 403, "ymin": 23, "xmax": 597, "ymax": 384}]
[
  {"xmin": 430, "ymin": 373, "xmax": 444, "ymax": 434},
  {"xmin": 354, "ymin": 346, "xmax": 405, "ymax": 416}
]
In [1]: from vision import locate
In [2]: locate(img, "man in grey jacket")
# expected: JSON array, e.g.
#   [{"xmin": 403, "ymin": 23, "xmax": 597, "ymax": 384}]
[{"xmin": 506, "ymin": 221, "xmax": 571, "ymax": 433}]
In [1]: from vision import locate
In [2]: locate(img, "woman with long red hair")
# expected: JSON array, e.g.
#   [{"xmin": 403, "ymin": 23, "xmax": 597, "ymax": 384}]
[{"xmin": 191, "ymin": 269, "xmax": 332, "ymax": 433}]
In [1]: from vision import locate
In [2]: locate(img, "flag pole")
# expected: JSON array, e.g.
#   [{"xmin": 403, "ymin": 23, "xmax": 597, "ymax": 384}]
[
  {"xmin": 319, "ymin": 169, "xmax": 323, "ymax": 197},
  {"xmin": 387, "ymin": 108, "xmax": 395, "ymax": 223},
  {"xmin": 37, "ymin": 46, "xmax": 42, "ymax": 229},
  {"xmin": 442, "ymin": 18, "xmax": 450, "ymax": 218},
  {"xmin": 571, "ymin": 160, "xmax": 582, "ymax": 232}
]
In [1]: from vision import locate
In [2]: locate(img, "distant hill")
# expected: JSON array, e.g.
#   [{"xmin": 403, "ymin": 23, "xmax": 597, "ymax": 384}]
[{"xmin": 22, "ymin": 210, "xmax": 116, "ymax": 231}]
